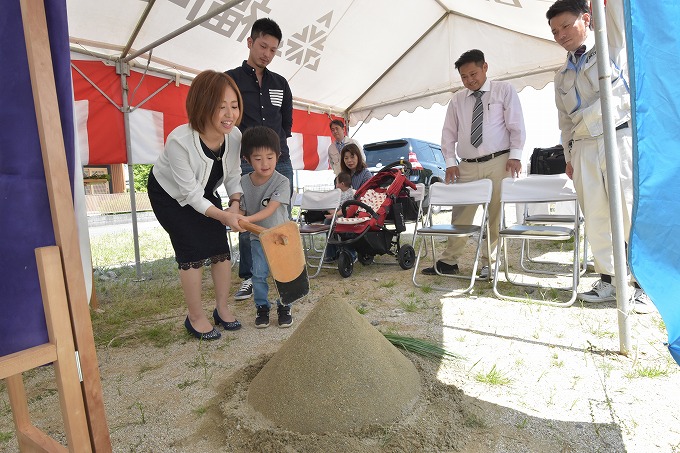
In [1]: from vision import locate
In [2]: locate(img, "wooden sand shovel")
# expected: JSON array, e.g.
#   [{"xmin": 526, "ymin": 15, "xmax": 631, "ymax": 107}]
[{"xmin": 238, "ymin": 220, "xmax": 309, "ymax": 304}]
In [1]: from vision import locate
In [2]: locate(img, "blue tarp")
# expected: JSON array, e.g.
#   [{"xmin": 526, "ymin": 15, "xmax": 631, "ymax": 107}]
[{"xmin": 627, "ymin": 0, "xmax": 680, "ymax": 364}]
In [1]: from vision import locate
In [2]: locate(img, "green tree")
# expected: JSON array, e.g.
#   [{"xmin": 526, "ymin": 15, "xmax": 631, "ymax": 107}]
[{"xmin": 132, "ymin": 164, "xmax": 152, "ymax": 193}]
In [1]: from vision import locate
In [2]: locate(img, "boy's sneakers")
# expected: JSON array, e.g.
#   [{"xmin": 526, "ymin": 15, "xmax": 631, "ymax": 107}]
[
  {"xmin": 235, "ymin": 278, "xmax": 253, "ymax": 300},
  {"xmin": 578, "ymin": 279, "xmax": 616, "ymax": 303},
  {"xmin": 632, "ymin": 288, "xmax": 656, "ymax": 314},
  {"xmin": 478, "ymin": 265, "xmax": 491, "ymax": 280},
  {"xmin": 255, "ymin": 306, "xmax": 270, "ymax": 328},
  {"xmin": 277, "ymin": 304, "xmax": 293, "ymax": 328}
]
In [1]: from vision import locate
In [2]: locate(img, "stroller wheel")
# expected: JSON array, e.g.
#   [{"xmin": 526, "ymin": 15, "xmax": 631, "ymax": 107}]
[
  {"xmin": 358, "ymin": 253, "xmax": 374, "ymax": 265},
  {"xmin": 338, "ymin": 250, "xmax": 354, "ymax": 278},
  {"xmin": 398, "ymin": 244, "xmax": 416, "ymax": 270}
]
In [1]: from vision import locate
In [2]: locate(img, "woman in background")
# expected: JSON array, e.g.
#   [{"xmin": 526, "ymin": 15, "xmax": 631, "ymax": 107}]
[{"xmin": 340, "ymin": 143, "xmax": 372, "ymax": 190}]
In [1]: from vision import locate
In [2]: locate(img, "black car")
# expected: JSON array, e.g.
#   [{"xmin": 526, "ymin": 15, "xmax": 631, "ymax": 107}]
[{"xmin": 363, "ymin": 138, "xmax": 446, "ymax": 187}]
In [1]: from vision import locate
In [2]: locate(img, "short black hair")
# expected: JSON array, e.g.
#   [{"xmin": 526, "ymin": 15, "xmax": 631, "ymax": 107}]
[
  {"xmin": 546, "ymin": 0, "xmax": 588, "ymax": 22},
  {"xmin": 455, "ymin": 49, "xmax": 485, "ymax": 71},
  {"xmin": 251, "ymin": 18, "xmax": 282, "ymax": 43},
  {"xmin": 336, "ymin": 172, "xmax": 351, "ymax": 187},
  {"xmin": 241, "ymin": 126, "xmax": 281, "ymax": 160},
  {"xmin": 329, "ymin": 119, "xmax": 345, "ymax": 129}
]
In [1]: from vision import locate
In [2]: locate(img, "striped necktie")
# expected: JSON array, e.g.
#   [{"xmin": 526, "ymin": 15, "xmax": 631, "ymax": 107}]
[{"xmin": 471, "ymin": 90, "xmax": 484, "ymax": 148}]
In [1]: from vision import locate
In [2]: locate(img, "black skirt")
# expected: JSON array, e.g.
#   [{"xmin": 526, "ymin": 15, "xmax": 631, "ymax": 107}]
[{"xmin": 147, "ymin": 142, "xmax": 230, "ymax": 269}]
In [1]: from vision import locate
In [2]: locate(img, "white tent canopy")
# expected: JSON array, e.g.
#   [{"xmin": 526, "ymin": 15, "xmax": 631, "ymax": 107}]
[{"xmin": 66, "ymin": 0, "xmax": 565, "ymax": 125}]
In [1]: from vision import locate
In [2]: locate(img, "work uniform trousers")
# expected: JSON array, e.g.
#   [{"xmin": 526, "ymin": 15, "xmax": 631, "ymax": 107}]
[
  {"xmin": 571, "ymin": 128, "xmax": 634, "ymax": 278},
  {"xmin": 440, "ymin": 154, "xmax": 511, "ymax": 268}
]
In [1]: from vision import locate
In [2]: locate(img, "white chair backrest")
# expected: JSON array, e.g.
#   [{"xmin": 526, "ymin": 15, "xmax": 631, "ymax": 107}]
[
  {"xmin": 299, "ymin": 189, "xmax": 342, "ymax": 211},
  {"xmin": 291, "ymin": 190, "xmax": 303, "ymax": 208},
  {"xmin": 428, "ymin": 179, "xmax": 493, "ymax": 206},
  {"xmin": 501, "ymin": 175, "xmax": 576, "ymax": 203},
  {"xmin": 407, "ymin": 183, "xmax": 426, "ymax": 202}
]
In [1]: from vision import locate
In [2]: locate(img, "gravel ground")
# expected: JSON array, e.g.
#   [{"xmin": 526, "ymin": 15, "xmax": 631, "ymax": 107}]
[{"xmin": 1, "ymin": 236, "xmax": 679, "ymax": 452}]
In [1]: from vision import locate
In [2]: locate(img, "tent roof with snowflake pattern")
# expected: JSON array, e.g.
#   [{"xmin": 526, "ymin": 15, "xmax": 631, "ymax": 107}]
[{"xmin": 66, "ymin": 0, "xmax": 565, "ymax": 126}]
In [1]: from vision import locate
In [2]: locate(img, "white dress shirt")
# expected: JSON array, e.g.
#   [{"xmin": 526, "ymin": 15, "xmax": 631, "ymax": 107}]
[{"xmin": 441, "ymin": 79, "xmax": 526, "ymax": 167}]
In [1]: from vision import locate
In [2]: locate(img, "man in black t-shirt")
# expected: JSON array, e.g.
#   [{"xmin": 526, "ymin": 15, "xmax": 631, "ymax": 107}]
[{"xmin": 226, "ymin": 18, "xmax": 293, "ymax": 301}]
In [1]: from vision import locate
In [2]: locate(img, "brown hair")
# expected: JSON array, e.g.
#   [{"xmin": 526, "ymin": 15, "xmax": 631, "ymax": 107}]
[
  {"xmin": 186, "ymin": 70, "xmax": 243, "ymax": 134},
  {"xmin": 340, "ymin": 143, "xmax": 366, "ymax": 173}
]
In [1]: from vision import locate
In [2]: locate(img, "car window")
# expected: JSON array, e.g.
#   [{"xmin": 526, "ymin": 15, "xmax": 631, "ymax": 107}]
[
  {"xmin": 429, "ymin": 145, "xmax": 445, "ymax": 166},
  {"xmin": 364, "ymin": 145, "xmax": 411, "ymax": 167},
  {"xmin": 413, "ymin": 142, "xmax": 434, "ymax": 163}
]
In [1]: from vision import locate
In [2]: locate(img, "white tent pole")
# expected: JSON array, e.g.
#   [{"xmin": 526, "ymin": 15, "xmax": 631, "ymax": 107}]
[
  {"xmin": 118, "ymin": 62, "xmax": 144, "ymax": 280},
  {"xmin": 591, "ymin": 0, "xmax": 631, "ymax": 355},
  {"xmin": 123, "ymin": 0, "xmax": 247, "ymax": 63}
]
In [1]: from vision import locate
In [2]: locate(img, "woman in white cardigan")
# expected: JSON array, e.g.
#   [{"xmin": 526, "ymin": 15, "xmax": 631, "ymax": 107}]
[{"xmin": 148, "ymin": 70, "xmax": 245, "ymax": 340}]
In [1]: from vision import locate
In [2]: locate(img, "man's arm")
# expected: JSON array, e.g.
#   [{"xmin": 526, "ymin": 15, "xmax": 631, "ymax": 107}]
[
  {"xmin": 441, "ymin": 99, "xmax": 462, "ymax": 183},
  {"xmin": 281, "ymin": 80, "xmax": 293, "ymax": 138}
]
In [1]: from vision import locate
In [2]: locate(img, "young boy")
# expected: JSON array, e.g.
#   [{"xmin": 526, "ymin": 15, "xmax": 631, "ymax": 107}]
[{"xmin": 239, "ymin": 126, "xmax": 292, "ymax": 328}]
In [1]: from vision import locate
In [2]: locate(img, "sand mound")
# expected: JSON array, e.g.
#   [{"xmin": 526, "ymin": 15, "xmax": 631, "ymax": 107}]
[{"xmin": 247, "ymin": 299, "xmax": 421, "ymax": 434}]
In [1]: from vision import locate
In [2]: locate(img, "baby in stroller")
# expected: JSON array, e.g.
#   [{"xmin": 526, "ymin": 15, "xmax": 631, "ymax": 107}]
[{"xmin": 328, "ymin": 160, "xmax": 419, "ymax": 277}]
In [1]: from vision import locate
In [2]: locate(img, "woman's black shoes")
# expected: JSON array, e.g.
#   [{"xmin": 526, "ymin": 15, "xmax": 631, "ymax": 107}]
[
  {"xmin": 213, "ymin": 308, "xmax": 242, "ymax": 331},
  {"xmin": 184, "ymin": 317, "xmax": 221, "ymax": 341}
]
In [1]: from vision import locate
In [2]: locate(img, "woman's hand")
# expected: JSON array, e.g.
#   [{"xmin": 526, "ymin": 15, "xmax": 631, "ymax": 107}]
[
  {"xmin": 220, "ymin": 210, "xmax": 245, "ymax": 232},
  {"xmin": 565, "ymin": 162, "xmax": 574, "ymax": 180},
  {"xmin": 206, "ymin": 205, "xmax": 245, "ymax": 231}
]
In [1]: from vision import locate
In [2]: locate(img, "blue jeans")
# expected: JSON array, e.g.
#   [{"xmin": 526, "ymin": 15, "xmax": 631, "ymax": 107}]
[
  {"xmin": 238, "ymin": 157, "xmax": 294, "ymax": 280},
  {"xmin": 251, "ymin": 239, "xmax": 281, "ymax": 309}
]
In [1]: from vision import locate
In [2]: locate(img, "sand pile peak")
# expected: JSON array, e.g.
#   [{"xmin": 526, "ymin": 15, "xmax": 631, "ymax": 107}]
[{"xmin": 247, "ymin": 299, "xmax": 421, "ymax": 434}]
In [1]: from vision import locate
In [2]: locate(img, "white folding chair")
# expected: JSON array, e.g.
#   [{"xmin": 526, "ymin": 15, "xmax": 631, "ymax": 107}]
[
  {"xmin": 519, "ymin": 198, "xmax": 588, "ymax": 276},
  {"xmin": 492, "ymin": 175, "xmax": 580, "ymax": 306},
  {"xmin": 412, "ymin": 180, "xmax": 493, "ymax": 294},
  {"xmin": 296, "ymin": 189, "xmax": 342, "ymax": 278},
  {"xmin": 407, "ymin": 183, "xmax": 426, "ymax": 248}
]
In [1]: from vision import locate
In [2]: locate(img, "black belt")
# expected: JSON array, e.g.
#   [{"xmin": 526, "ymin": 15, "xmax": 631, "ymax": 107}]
[
  {"xmin": 616, "ymin": 121, "xmax": 629, "ymax": 131},
  {"xmin": 461, "ymin": 149, "xmax": 510, "ymax": 163}
]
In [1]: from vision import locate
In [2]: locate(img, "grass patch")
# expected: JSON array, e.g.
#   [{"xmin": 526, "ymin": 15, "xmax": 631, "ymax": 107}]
[
  {"xmin": 379, "ymin": 280, "xmax": 398, "ymax": 288},
  {"xmin": 587, "ymin": 322, "xmax": 616, "ymax": 340},
  {"xmin": 399, "ymin": 298, "xmax": 420, "ymax": 313},
  {"xmin": 90, "ymin": 227, "xmax": 173, "ymax": 269},
  {"xmin": 626, "ymin": 366, "xmax": 669, "ymax": 379},
  {"xmin": 550, "ymin": 353, "xmax": 564, "ymax": 368},
  {"xmin": 0, "ymin": 432, "xmax": 13, "ymax": 442},
  {"xmin": 91, "ymin": 258, "xmax": 185, "ymax": 348},
  {"xmin": 356, "ymin": 304, "xmax": 369, "ymax": 315},
  {"xmin": 474, "ymin": 364, "xmax": 512, "ymax": 386}
]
